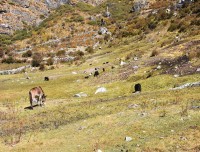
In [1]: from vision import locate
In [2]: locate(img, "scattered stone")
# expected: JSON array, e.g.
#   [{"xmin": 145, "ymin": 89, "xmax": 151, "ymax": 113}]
[
  {"xmin": 191, "ymin": 106, "xmax": 200, "ymax": 110},
  {"xmin": 95, "ymin": 87, "xmax": 107, "ymax": 94},
  {"xmin": 180, "ymin": 136, "xmax": 187, "ymax": 141},
  {"xmin": 139, "ymin": 112, "xmax": 147, "ymax": 117},
  {"xmin": 128, "ymin": 104, "xmax": 139, "ymax": 109},
  {"xmin": 196, "ymin": 68, "xmax": 200, "ymax": 72},
  {"xmin": 120, "ymin": 61, "xmax": 127, "ymax": 66},
  {"xmin": 156, "ymin": 65, "xmax": 161, "ymax": 70},
  {"xmin": 134, "ymin": 57, "xmax": 138, "ymax": 61},
  {"xmin": 125, "ymin": 137, "xmax": 132, "ymax": 142},
  {"xmin": 99, "ymin": 27, "xmax": 108, "ymax": 35},
  {"xmin": 171, "ymin": 81, "xmax": 200, "ymax": 90},
  {"xmin": 174, "ymin": 74, "xmax": 180, "ymax": 78},
  {"xmin": 78, "ymin": 126, "xmax": 86, "ymax": 130},
  {"xmin": 72, "ymin": 72, "xmax": 77, "ymax": 75},
  {"xmin": 97, "ymin": 149, "xmax": 102, "ymax": 152},
  {"xmin": 132, "ymin": 66, "xmax": 139, "ymax": 70},
  {"xmin": 74, "ymin": 92, "xmax": 87, "ymax": 98}
]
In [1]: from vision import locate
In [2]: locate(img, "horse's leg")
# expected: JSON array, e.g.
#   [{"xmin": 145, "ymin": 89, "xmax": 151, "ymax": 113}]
[{"xmin": 29, "ymin": 92, "xmax": 33, "ymax": 110}]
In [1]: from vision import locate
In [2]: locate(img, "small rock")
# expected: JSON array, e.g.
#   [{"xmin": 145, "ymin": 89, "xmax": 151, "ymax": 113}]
[
  {"xmin": 95, "ymin": 87, "xmax": 107, "ymax": 94},
  {"xmin": 134, "ymin": 57, "xmax": 138, "ymax": 61},
  {"xmin": 78, "ymin": 126, "xmax": 86, "ymax": 130},
  {"xmin": 156, "ymin": 65, "xmax": 161, "ymax": 70},
  {"xmin": 180, "ymin": 136, "xmax": 187, "ymax": 141},
  {"xmin": 72, "ymin": 72, "xmax": 77, "ymax": 74},
  {"xmin": 196, "ymin": 68, "xmax": 200, "ymax": 72},
  {"xmin": 125, "ymin": 137, "xmax": 132, "ymax": 142},
  {"xmin": 120, "ymin": 61, "xmax": 127, "ymax": 66},
  {"xmin": 191, "ymin": 106, "xmax": 200, "ymax": 109},
  {"xmin": 97, "ymin": 149, "xmax": 102, "ymax": 152},
  {"xmin": 73, "ymin": 92, "xmax": 87, "ymax": 98},
  {"xmin": 132, "ymin": 66, "xmax": 139, "ymax": 70},
  {"xmin": 174, "ymin": 74, "xmax": 180, "ymax": 78},
  {"xmin": 128, "ymin": 104, "xmax": 139, "ymax": 109}
]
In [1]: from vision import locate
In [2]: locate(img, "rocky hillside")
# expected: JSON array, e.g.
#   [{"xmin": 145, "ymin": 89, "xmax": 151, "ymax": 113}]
[{"xmin": 0, "ymin": 0, "xmax": 105, "ymax": 34}]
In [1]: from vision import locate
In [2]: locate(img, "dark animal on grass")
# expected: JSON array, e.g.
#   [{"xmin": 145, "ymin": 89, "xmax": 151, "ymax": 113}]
[
  {"xmin": 44, "ymin": 77, "xmax": 49, "ymax": 81},
  {"xmin": 94, "ymin": 68, "xmax": 99, "ymax": 77},
  {"xmin": 134, "ymin": 83, "xmax": 141, "ymax": 93},
  {"xmin": 85, "ymin": 76, "xmax": 90, "ymax": 79},
  {"xmin": 103, "ymin": 68, "xmax": 105, "ymax": 72},
  {"xmin": 111, "ymin": 66, "xmax": 115, "ymax": 69},
  {"xmin": 29, "ymin": 86, "xmax": 47, "ymax": 109}
]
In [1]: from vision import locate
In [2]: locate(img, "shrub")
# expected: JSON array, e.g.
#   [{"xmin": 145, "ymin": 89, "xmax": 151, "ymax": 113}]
[
  {"xmin": 104, "ymin": 34, "xmax": 111, "ymax": 42},
  {"xmin": 188, "ymin": 50, "xmax": 200, "ymax": 60},
  {"xmin": 71, "ymin": 15, "xmax": 84, "ymax": 22},
  {"xmin": 148, "ymin": 21, "xmax": 158, "ymax": 30},
  {"xmin": 56, "ymin": 50, "xmax": 65, "ymax": 57},
  {"xmin": 190, "ymin": 19, "xmax": 200, "ymax": 26},
  {"xmin": 46, "ymin": 57, "xmax": 54, "ymax": 66},
  {"xmin": 85, "ymin": 46, "xmax": 94, "ymax": 53},
  {"xmin": 76, "ymin": 50, "xmax": 84, "ymax": 57},
  {"xmin": 150, "ymin": 50, "xmax": 159, "ymax": 57},
  {"xmin": 125, "ymin": 52, "xmax": 134, "ymax": 60},
  {"xmin": 0, "ymin": 49, "xmax": 4, "ymax": 58},
  {"xmin": 87, "ymin": 20, "xmax": 98, "ymax": 25},
  {"xmin": 168, "ymin": 22, "xmax": 179, "ymax": 32},
  {"xmin": 22, "ymin": 50, "xmax": 32, "ymax": 57},
  {"xmin": 31, "ymin": 53, "xmax": 43, "ymax": 67},
  {"xmin": 39, "ymin": 64, "xmax": 45, "ymax": 71},
  {"xmin": 2, "ymin": 56, "xmax": 15, "ymax": 64}
]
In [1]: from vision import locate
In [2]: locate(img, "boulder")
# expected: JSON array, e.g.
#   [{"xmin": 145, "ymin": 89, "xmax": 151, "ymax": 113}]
[
  {"xmin": 95, "ymin": 87, "xmax": 107, "ymax": 94},
  {"xmin": 125, "ymin": 137, "xmax": 132, "ymax": 142},
  {"xmin": 74, "ymin": 92, "xmax": 87, "ymax": 97},
  {"xmin": 171, "ymin": 81, "xmax": 200, "ymax": 90}
]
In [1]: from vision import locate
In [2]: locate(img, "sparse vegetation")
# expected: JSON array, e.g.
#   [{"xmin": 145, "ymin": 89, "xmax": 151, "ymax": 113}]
[
  {"xmin": 22, "ymin": 50, "xmax": 32, "ymax": 58},
  {"xmin": 31, "ymin": 53, "xmax": 43, "ymax": 67},
  {"xmin": 0, "ymin": 0, "xmax": 200, "ymax": 151}
]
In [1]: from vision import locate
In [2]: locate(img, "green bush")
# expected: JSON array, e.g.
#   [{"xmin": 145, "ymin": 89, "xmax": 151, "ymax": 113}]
[
  {"xmin": 56, "ymin": 50, "xmax": 65, "ymax": 57},
  {"xmin": 71, "ymin": 15, "xmax": 84, "ymax": 22},
  {"xmin": 31, "ymin": 53, "xmax": 43, "ymax": 67},
  {"xmin": 22, "ymin": 50, "xmax": 32, "ymax": 57},
  {"xmin": 76, "ymin": 50, "xmax": 84, "ymax": 57},
  {"xmin": 0, "ymin": 48, "xmax": 4, "ymax": 58},
  {"xmin": 87, "ymin": 20, "xmax": 98, "ymax": 25},
  {"xmin": 85, "ymin": 46, "xmax": 94, "ymax": 53},
  {"xmin": 39, "ymin": 64, "xmax": 45, "ymax": 71},
  {"xmin": 46, "ymin": 57, "xmax": 54, "ymax": 66},
  {"xmin": 2, "ymin": 56, "xmax": 15, "ymax": 64}
]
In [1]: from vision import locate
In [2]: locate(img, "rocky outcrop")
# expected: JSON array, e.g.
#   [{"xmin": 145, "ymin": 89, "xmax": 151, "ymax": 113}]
[
  {"xmin": 0, "ymin": 0, "xmax": 70, "ymax": 34},
  {"xmin": 0, "ymin": 65, "xmax": 31, "ymax": 75},
  {"xmin": 171, "ymin": 81, "xmax": 200, "ymax": 90},
  {"xmin": 0, "ymin": 0, "xmax": 106, "ymax": 34}
]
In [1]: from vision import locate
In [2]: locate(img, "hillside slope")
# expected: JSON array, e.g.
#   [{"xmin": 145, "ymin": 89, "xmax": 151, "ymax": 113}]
[{"xmin": 0, "ymin": 0, "xmax": 200, "ymax": 151}]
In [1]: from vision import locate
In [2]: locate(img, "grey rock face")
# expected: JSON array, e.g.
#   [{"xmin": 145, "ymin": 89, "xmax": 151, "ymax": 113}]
[
  {"xmin": 0, "ymin": 0, "xmax": 70, "ymax": 34},
  {"xmin": 171, "ymin": 81, "xmax": 200, "ymax": 90}
]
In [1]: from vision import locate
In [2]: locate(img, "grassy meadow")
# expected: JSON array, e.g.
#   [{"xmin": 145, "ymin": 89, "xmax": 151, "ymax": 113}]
[{"xmin": 0, "ymin": 33, "xmax": 200, "ymax": 152}]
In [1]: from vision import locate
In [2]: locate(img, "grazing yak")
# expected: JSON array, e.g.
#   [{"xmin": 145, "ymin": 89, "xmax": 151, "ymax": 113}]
[
  {"xmin": 94, "ymin": 68, "xmax": 99, "ymax": 77},
  {"xmin": 44, "ymin": 77, "xmax": 49, "ymax": 81},
  {"xmin": 134, "ymin": 83, "xmax": 142, "ymax": 93},
  {"xmin": 29, "ymin": 86, "xmax": 46, "ymax": 109}
]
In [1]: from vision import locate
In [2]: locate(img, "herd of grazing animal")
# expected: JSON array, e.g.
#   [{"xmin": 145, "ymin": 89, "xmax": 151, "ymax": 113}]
[{"xmin": 27, "ymin": 61, "xmax": 142, "ymax": 110}]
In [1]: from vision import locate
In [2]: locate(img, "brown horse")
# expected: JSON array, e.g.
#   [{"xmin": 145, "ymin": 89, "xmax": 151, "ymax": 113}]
[{"xmin": 29, "ymin": 86, "xmax": 46, "ymax": 109}]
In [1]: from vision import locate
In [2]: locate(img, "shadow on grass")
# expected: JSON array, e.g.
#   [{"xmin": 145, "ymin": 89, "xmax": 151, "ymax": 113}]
[{"xmin": 24, "ymin": 105, "xmax": 40, "ymax": 110}]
